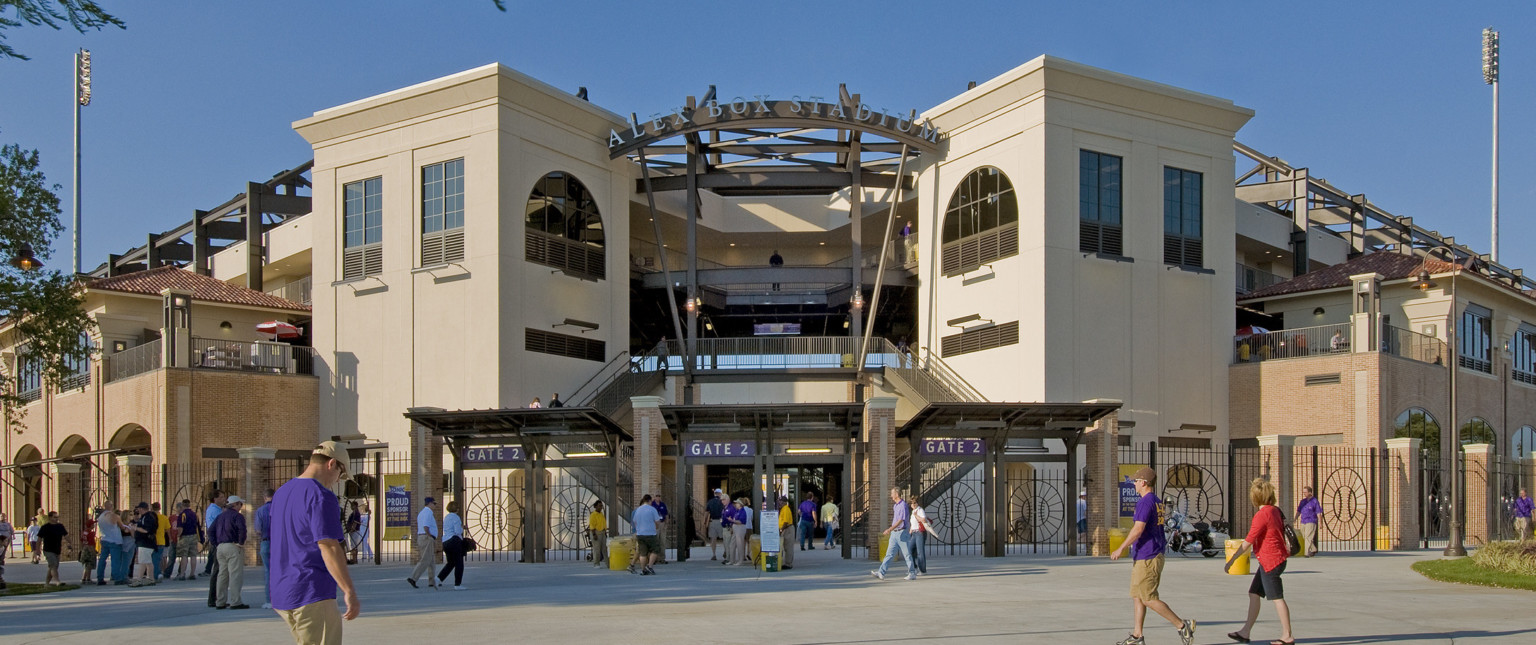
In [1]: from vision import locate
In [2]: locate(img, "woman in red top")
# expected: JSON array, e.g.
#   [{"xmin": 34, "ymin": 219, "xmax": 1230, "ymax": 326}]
[{"xmin": 1224, "ymin": 478, "xmax": 1294, "ymax": 645}]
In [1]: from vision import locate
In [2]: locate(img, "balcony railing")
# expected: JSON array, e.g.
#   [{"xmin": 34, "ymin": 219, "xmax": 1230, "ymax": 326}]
[
  {"xmin": 650, "ymin": 336, "xmax": 888, "ymax": 372},
  {"xmin": 105, "ymin": 339, "xmax": 162, "ymax": 383},
  {"xmin": 1383, "ymin": 325, "xmax": 1445, "ymax": 365},
  {"xmin": 1234, "ymin": 323, "xmax": 1350, "ymax": 363},
  {"xmin": 1236, "ymin": 263, "xmax": 1284, "ymax": 295},
  {"xmin": 193, "ymin": 337, "xmax": 315, "ymax": 375},
  {"xmin": 265, "ymin": 276, "xmax": 312, "ymax": 305},
  {"xmin": 57, "ymin": 371, "xmax": 90, "ymax": 392}
]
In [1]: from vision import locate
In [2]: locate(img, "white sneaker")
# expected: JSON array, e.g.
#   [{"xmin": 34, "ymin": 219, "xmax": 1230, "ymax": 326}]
[
  {"xmin": 904, "ymin": 574, "xmax": 916, "ymax": 580},
  {"xmin": 261, "ymin": 603, "xmax": 272, "ymax": 609},
  {"xmin": 453, "ymin": 585, "xmax": 466, "ymax": 590}
]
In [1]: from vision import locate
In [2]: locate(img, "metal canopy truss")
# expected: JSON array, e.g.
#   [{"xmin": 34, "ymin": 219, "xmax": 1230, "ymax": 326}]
[
  {"xmin": 897, "ymin": 401, "xmax": 1121, "ymax": 556},
  {"xmin": 405, "ymin": 406, "xmax": 631, "ymax": 564},
  {"xmin": 1234, "ymin": 142, "xmax": 1535, "ymax": 293},
  {"xmin": 88, "ymin": 162, "xmax": 313, "ymax": 292},
  {"xmin": 662, "ymin": 402, "xmax": 863, "ymax": 560}
]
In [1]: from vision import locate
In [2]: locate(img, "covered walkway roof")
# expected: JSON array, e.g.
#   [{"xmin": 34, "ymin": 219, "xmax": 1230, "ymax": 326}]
[
  {"xmin": 403, "ymin": 406, "xmax": 631, "ymax": 444},
  {"xmin": 661, "ymin": 402, "xmax": 863, "ymax": 439},
  {"xmin": 898, "ymin": 401, "xmax": 1121, "ymax": 442}
]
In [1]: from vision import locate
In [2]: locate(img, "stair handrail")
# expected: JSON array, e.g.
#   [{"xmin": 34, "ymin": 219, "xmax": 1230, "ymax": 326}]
[
  {"xmin": 568, "ymin": 350, "xmax": 636, "ymax": 406},
  {"xmin": 914, "ymin": 346, "xmax": 986, "ymax": 402}
]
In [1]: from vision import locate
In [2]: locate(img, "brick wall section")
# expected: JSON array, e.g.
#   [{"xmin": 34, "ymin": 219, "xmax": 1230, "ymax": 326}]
[
  {"xmin": 238, "ymin": 448, "xmax": 276, "ymax": 565},
  {"xmin": 1384, "ymin": 438, "xmax": 1420, "ymax": 549},
  {"xmin": 691, "ymin": 465, "xmax": 708, "ymax": 541},
  {"xmin": 631, "ymin": 396, "xmax": 665, "ymax": 510},
  {"xmin": 1464, "ymin": 444, "xmax": 1492, "ymax": 547},
  {"xmin": 410, "ymin": 421, "xmax": 444, "ymax": 561},
  {"xmin": 1082, "ymin": 405, "xmax": 1119, "ymax": 555},
  {"xmin": 118, "ymin": 455, "xmax": 153, "ymax": 510},
  {"xmin": 1257, "ymin": 436, "xmax": 1295, "ymax": 523},
  {"xmin": 53, "ymin": 463, "xmax": 83, "ymax": 558},
  {"xmin": 863, "ymin": 398, "xmax": 897, "ymax": 560}
]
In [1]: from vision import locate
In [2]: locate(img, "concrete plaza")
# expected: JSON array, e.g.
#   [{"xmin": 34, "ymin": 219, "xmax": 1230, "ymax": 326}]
[{"xmin": 0, "ymin": 548, "xmax": 1529, "ymax": 644}]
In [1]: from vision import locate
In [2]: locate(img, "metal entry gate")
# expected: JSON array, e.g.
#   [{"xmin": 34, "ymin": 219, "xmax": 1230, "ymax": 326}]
[
  {"xmin": 458, "ymin": 464, "xmax": 625, "ymax": 563},
  {"xmin": 920, "ymin": 461, "xmax": 984, "ymax": 556},
  {"xmin": 1006, "ymin": 463, "xmax": 1067, "ymax": 554}
]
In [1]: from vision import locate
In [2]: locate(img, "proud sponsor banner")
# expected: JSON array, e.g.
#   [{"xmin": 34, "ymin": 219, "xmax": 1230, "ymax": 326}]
[
  {"xmin": 1118, "ymin": 465, "xmax": 1146, "ymax": 530},
  {"xmin": 383, "ymin": 473, "xmax": 412, "ymax": 541}
]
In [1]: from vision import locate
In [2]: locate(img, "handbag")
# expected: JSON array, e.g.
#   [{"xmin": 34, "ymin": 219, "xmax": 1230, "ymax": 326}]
[
  {"xmin": 1279, "ymin": 510, "xmax": 1302, "ymax": 556},
  {"xmin": 462, "ymin": 537, "xmax": 477, "ymax": 552}
]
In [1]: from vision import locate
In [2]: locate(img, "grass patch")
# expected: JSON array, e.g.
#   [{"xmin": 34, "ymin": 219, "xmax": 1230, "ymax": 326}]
[
  {"xmin": 1472, "ymin": 540, "xmax": 1536, "ymax": 576},
  {"xmin": 1413, "ymin": 557, "xmax": 1536, "ymax": 592},
  {"xmin": 0, "ymin": 582, "xmax": 80, "ymax": 597}
]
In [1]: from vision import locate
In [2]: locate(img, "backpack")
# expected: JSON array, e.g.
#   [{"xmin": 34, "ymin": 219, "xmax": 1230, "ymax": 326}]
[{"xmin": 1278, "ymin": 509, "xmax": 1302, "ymax": 556}]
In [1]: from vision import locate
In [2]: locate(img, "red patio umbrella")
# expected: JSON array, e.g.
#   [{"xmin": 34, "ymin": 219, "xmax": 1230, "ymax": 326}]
[
  {"xmin": 257, "ymin": 321, "xmax": 301, "ymax": 340},
  {"xmin": 1234, "ymin": 325, "xmax": 1270, "ymax": 338}
]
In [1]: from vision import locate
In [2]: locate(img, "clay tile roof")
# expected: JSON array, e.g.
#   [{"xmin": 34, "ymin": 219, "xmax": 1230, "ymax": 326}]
[
  {"xmin": 86, "ymin": 266, "xmax": 310, "ymax": 313},
  {"xmin": 1239, "ymin": 253, "xmax": 1459, "ymax": 301}
]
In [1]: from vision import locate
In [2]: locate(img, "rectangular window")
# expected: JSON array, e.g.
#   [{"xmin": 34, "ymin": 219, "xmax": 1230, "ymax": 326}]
[
  {"xmin": 1460, "ymin": 303, "xmax": 1493, "ymax": 373},
  {"xmin": 939, "ymin": 321, "xmax": 1020, "ymax": 358},
  {"xmin": 525, "ymin": 328, "xmax": 606, "ymax": 362},
  {"xmin": 1079, "ymin": 150, "xmax": 1123, "ymax": 256},
  {"xmin": 1163, "ymin": 167, "xmax": 1203, "ymax": 267},
  {"xmin": 421, "ymin": 159, "xmax": 466, "ymax": 266},
  {"xmin": 342, "ymin": 176, "xmax": 384, "ymax": 279},
  {"xmin": 15, "ymin": 344, "xmax": 41, "ymax": 403},
  {"xmin": 1514, "ymin": 325, "xmax": 1536, "ymax": 385},
  {"xmin": 58, "ymin": 334, "xmax": 91, "ymax": 391}
]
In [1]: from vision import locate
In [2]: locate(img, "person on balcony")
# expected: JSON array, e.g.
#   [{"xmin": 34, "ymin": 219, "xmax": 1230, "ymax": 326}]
[
  {"xmin": 549, "ymin": 393, "xmax": 565, "ymax": 408},
  {"xmin": 528, "ymin": 398, "xmax": 542, "ymax": 409},
  {"xmin": 1330, "ymin": 330, "xmax": 1344, "ymax": 352},
  {"xmin": 770, "ymin": 250, "xmax": 783, "ymax": 291}
]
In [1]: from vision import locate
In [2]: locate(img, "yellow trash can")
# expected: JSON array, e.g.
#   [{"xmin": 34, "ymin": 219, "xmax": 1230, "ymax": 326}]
[
  {"xmin": 1107, "ymin": 529, "xmax": 1127, "ymax": 556},
  {"xmin": 1224, "ymin": 539, "xmax": 1250, "ymax": 575},
  {"xmin": 607, "ymin": 535, "xmax": 636, "ymax": 571},
  {"xmin": 748, "ymin": 534, "xmax": 762, "ymax": 565},
  {"xmin": 1375, "ymin": 526, "xmax": 1392, "ymax": 551},
  {"xmin": 878, "ymin": 533, "xmax": 890, "ymax": 560}
]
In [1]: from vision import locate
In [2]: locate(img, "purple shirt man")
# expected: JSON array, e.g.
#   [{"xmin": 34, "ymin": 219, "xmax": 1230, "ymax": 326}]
[
  {"xmin": 1297, "ymin": 495, "xmax": 1322, "ymax": 525},
  {"xmin": 271, "ymin": 478, "xmax": 345, "ymax": 611},
  {"xmin": 892, "ymin": 499, "xmax": 910, "ymax": 531},
  {"xmin": 210, "ymin": 507, "xmax": 247, "ymax": 546},
  {"xmin": 1130, "ymin": 492, "xmax": 1165, "ymax": 560},
  {"xmin": 1515, "ymin": 495, "xmax": 1534, "ymax": 519},
  {"xmin": 798, "ymin": 499, "xmax": 818, "ymax": 523}
]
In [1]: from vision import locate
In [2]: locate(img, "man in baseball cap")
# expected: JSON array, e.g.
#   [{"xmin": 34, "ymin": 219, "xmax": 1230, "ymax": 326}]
[
  {"xmin": 311, "ymin": 441, "xmax": 352, "ymax": 479},
  {"xmin": 270, "ymin": 440, "xmax": 361, "ymax": 643},
  {"xmin": 1111, "ymin": 466, "xmax": 1195, "ymax": 645}
]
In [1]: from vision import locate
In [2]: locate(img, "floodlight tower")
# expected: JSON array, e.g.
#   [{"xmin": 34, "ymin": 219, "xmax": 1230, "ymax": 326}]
[
  {"xmin": 1483, "ymin": 28, "xmax": 1499, "ymax": 263},
  {"xmin": 73, "ymin": 48, "xmax": 92, "ymax": 275}
]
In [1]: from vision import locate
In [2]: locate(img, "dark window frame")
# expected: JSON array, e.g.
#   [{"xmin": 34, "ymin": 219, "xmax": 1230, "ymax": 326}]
[
  {"xmin": 940, "ymin": 167, "xmax": 1019, "ymax": 276},
  {"xmin": 421, "ymin": 158, "xmax": 466, "ymax": 267},
  {"xmin": 1162, "ymin": 167, "xmax": 1203, "ymax": 268},
  {"xmin": 342, "ymin": 176, "xmax": 384, "ymax": 280},
  {"xmin": 1079, "ymin": 150, "xmax": 1123, "ymax": 256}
]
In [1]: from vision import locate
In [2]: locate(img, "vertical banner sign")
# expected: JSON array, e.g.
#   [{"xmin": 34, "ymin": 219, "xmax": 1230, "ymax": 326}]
[
  {"xmin": 1118, "ymin": 465, "xmax": 1146, "ymax": 530},
  {"xmin": 760, "ymin": 510, "xmax": 781, "ymax": 553},
  {"xmin": 383, "ymin": 473, "xmax": 412, "ymax": 541}
]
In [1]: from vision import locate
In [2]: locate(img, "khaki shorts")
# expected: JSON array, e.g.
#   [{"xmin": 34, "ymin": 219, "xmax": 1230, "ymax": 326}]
[
  {"xmin": 636, "ymin": 534, "xmax": 661, "ymax": 558},
  {"xmin": 277, "ymin": 598, "xmax": 343, "ymax": 645},
  {"xmin": 177, "ymin": 534, "xmax": 199, "ymax": 557},
  {"xmin": 1130, "ymin": 555, "xmax": 1164, "ymax": 602}
]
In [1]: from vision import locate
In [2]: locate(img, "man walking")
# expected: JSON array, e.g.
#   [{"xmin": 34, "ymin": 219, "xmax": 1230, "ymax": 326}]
[
  {"xmin": 37, "ymin": 511, "xmax": 67, "ymax": 586},
  {"xmin": 127, "ymin": 502, "xmax": 159, "ymax": 587},
  {"xmin": 798, "ymin": 493, "xmax": 818, "ymax": 550},
  {"xmin": 406, "ymin": 497, "xmax": 440, "ymax": 589},
  {"xmin": 26, "ymin": 516, "xmax": 40, "ymax": 564},
  {"xmin": 630, "ymin": 494, "xmax": 661, "ymax": 575},
  {"xmin": 256, "ymin": 489, "xmax": 275, "ymax": 609},
  {"xmin": 174, "ymin": 500, "xmax": 200, "ymax": 580},
  {"xmin": 588, "ymin": 500, "xmax": 608, "ymax": 567},
  {"xmin": 871, "ymin": 487, "xmax": 916, "ymax": 581},
  {"xmin": 0, "ymin": 512, "xmax": 13, "ymax": 589},
  {"xmin": 1296, "ymin": 486, "xmax": 1322, "ymax": 557},
  {"xmin": 821, "ymin": 496, "xmax": 839, "ymax": 548},
  {"xmin": 1514, "ymin": 489, "xmax": 1534, "ymax": 542},
  {"xmin": 95, "ymin": 502, "xmax": 123, "ymax": 585},
  {"xmin": 704, "ymin": 489, "xmax": 724, "ymax": 560},
  {"xmin": 271, "ymin": 441, "xmax": 361, "ymax": 644},
  {"xmin": 211, "ymin": 495, "xmax": 249, "ymax": 609},
  {"xmin": 1109, "ymin": 467, "xmax": 1195, "ymax": 645}
]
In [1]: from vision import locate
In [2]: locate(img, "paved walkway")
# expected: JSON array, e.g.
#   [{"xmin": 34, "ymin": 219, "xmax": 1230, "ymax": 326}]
[{"xmin": 0, "ymin": 548, "xmax": 1530, "ymax": 644}]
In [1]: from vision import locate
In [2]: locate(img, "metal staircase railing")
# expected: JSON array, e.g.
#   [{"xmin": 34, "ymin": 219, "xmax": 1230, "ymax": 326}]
[{"xmin": 878, "ymin": 339, "xmax": 988, "ymax": 513}]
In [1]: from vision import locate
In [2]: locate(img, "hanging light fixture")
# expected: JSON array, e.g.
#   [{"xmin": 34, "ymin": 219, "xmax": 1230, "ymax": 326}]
[{"xmin": 9, "ymin": 244, "xmax": 43, "ymax": 272}]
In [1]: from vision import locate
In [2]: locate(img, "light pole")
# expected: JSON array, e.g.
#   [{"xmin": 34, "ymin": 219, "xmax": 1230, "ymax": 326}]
[
  {"xmin": 1415, "ymin": 245, "xmax": 1466, "ymax": 557},
  {"xmin": 73, "ymin": 48, "xmax": 92, "ymax": 276},
  {"xmin": 1483, "ymin": 28, "xmax": 1499, "ymax": 263}
]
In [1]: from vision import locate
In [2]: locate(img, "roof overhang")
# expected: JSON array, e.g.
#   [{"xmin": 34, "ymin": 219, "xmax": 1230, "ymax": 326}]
[
  {"xmin": 897, "ymin": 401, "xmax": 1121, "ymax": 443},
  {"xmin": 661, "ymin": 402, "xmax": 863, "ymax": 440},
  {"xmin": 404, "ymin": 406, "xmax": 631, "ymax": 445}
]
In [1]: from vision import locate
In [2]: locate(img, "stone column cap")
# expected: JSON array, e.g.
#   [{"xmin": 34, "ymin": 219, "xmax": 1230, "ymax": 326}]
[
  {"xmin": 1463, "ymin": 443, "xmax": 1495, "ymax": 456},
  {"xmin": 115, "ymin": 454, "xmax": 153, "ymax": 467},
  {"xmin": 236, "ymin": 447, "xmax": 278, "ymax": 460},
  {"xmin": 865, "ymin": 396, "xmax": 898, "ymax": 411},
  {"xmin": 631, "ymin": 395, "xmax": 665, "ymax": 408},
  {"xmin": 1255, "ymin": 434, "xmax": 1297, "ymax": 448},
  {"xmin": 50, "ymin": 462, "xmax": 83, "ymax": 475},
  {"xmin": 1384, "ymin": 437, "xmax": 1421, "ymax": 450}
]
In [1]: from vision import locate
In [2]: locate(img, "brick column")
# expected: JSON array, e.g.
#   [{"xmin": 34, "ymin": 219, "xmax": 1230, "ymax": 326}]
[
  {"xmin": 1082, "ymin": 401, "xmax": 1120, "ymax": 556},
  {"xmin": 410, "ymin": 419, "xmax": 445, "ymax": 560},
  {"xmin": 238, "ymin": 448, "xmax": 276, "ymax": 565},
  {"xmin": 1384, "ymin": 438, "xmax": 1421, "ymax": 550},
  {"xmin": 52, "ymin": 463, "xmax": 84, "ymax": 559},
  {"xmin": 1256, "ymin": 435, "xmax": 1296, "ymax": 515},
  {"xmin": 116, "ymin": 455, "xmax": 153, "ymax": 509},
  {"xmin": 631, "ymin": 396, "xmax": 666, "ymax": 510},
  {"xmin": 691, "ymin": 464, "xmax": 708, "ymax": 542},
  {"xmin": 863, "ymin": 397, "xmax": 897, "ymax": 560},
  {"xmin": 1463, "ymin": 443, "xmax": 1493, "ymax": 547}
]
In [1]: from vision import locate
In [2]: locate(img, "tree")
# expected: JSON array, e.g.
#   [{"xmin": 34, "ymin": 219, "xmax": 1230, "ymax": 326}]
[
  {"xmin": 0, "ymin": 140, "xmax": 94, "ymax": 427},
  {"xmin": 0, "ymin": 0, "xmax": 124, "ymax": 60}
]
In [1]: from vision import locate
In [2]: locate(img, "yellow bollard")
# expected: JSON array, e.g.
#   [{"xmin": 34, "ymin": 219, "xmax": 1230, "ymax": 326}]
[
  {"xmin": 1224, "ymin": 539, "xmax": 1250, "ymax": 575},
  {"xmin": 1375, "ymin": 526, "xmax": 1392, "ymax": 551}
]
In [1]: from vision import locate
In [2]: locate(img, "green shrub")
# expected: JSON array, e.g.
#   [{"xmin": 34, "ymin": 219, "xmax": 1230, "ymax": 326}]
[{"xmin": 1472, "ymin": 541, "xmax": 1536, "ymax": 577}]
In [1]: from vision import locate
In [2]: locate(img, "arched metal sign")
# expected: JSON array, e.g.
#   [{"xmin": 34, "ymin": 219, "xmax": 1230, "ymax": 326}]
[{"xmin": 607, "ymin": 93, "xmax": 943, "ymax": 159}]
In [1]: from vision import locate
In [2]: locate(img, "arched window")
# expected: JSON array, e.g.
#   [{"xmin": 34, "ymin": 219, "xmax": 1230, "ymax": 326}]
[
  {"xmin": 941, "ymin": 166, "xmax": 1018, "ymax": 275},
  {"xmin": 525, "ymin": 172, "xmax": 605, "ymax": 280},
  {"xmin": 1393, "ymin": 407, "xmax": 1441, "ymax": 456},
  {"xmin": 1460, "ymin": 417, "xmax": 1497, "ymax": 448},
  {"xmin": 1511, "ymin": 425, "xmax": 1536, "ymax": 459}
]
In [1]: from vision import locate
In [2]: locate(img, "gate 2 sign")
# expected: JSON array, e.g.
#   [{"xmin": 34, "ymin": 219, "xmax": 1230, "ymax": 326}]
[
  {"xmin": 687, "ymin": 440, "xmax": 754, "ymax": 457},
  {"xmin": 919, "ymin": 439, "xmax": 985, "ymax": 456},
  {"xmin": 461, "ymin": 445, "xmax": 525, "ymax": 465}
]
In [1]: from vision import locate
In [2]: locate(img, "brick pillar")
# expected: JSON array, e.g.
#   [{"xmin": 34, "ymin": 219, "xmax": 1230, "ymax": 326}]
[
  {"xmin": 1256, "ymin": 435, "xmax": 1296, "ymax": 515},
  {"xmin": 410, "ymin": 419, "xmax": 445, "ymax": 560},
  {"xmin": 863, "ymin": 397, "xmax": 897, "ymax": 560},
  {"xmin": 1082, "ymin": 402, "xmax": 1120, "ymax": 556},
  {"xmin": 238, "ymin": 448, "xmax": 276, "ymax": 565},
  {"xmin": 631, "ymin": 396, "xmax": 666, "ymax": 510},
  {"xmin": 691, "ymin": 464, "xmax": 708, "ymax": 542},
  {"xmin": 52, "ymin": 463, "xmax": 84, "ymax": 559},
  {"xmin": 1463, "ymin": 443, "xmax": 1493, "ymax": 547},
  {"xmin": 116, "ymin": 455, "xmax": 153, "ymax": 509},
  {"xmin": 1384, "ymin": 438, "xmax": 1421, "ymax": 550}
]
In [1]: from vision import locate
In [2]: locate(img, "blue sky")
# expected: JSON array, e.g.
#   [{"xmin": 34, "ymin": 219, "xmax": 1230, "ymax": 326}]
[{"xmin": 1, "ymin": 1, "xmax": 1533, "ymax": 275}]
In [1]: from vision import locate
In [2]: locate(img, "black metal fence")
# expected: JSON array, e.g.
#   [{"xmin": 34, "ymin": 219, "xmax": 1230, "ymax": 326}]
[
  {"xmin": 1119, "ymin": 442, "xmax": 1262, "ymax": 547},
  {"xmin": 919, "ymin": 461, "xmax": 984, "ymax": 556},
  {"xmin": 1006, "ymin": 463, "xmax": 1067, "ymax": 555},
  {"xmin": 1299, "ymin": 446, "xmax": 1382, "ymax": 552}
]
